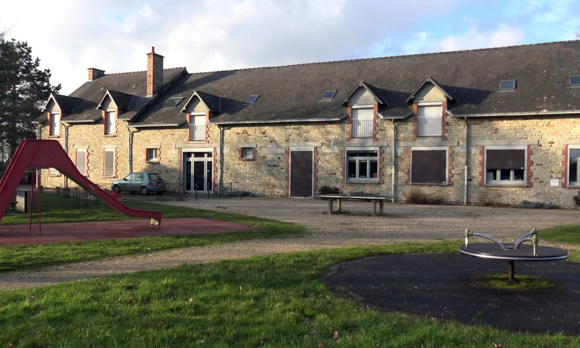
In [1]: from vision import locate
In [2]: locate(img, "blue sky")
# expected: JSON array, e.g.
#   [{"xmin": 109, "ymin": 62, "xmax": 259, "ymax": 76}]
[{"xmin": 2, "ymin": 0, "xmax": 579, "ymax": 94}]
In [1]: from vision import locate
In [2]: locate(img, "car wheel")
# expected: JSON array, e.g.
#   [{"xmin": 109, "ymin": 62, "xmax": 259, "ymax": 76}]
[
  {"xmin": 112, "ymin": 185, "xmax": 121, "ymax": 194},
  {"xmin": 141, "ymin": 186, "xmax": 149, "ymax": 196}
]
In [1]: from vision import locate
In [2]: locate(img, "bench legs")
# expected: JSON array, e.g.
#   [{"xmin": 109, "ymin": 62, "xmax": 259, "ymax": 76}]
[
  {"xmin": 327, "ymin": 199, "xmax": 334, "ymax": 214},
  {"xmin": 328, "ymin": 199, "xmax": 343, "ymax": 214},
  {"xmin": 369, "ymin": 200, "xmax": 385, "ymax": 216}
]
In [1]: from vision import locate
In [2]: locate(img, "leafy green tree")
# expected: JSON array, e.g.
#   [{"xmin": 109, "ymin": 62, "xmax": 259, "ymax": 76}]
[{"xmin": 0, "ymin": 37, "xmax": 60, "ymax": 161}]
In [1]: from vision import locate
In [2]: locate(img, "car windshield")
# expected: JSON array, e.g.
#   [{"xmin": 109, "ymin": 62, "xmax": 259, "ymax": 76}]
[{"xmin": 149, "ymin": 174, "xmax": 162, "ymax": 181}]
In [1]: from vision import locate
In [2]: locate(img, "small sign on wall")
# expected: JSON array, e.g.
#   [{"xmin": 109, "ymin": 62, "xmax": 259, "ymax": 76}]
[{"xmin": 550, "ymin": 178, "xmax": 560, "ymax": 187}]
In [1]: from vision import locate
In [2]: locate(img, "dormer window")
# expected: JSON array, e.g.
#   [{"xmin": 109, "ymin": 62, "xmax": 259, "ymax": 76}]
[
  {"xmin": 351, "ymin": 106, "xmax": 374, "ymax": 138},
  {"xmin": 188, "ymin": 113, "xmax": 206, "ymax": 141},
  {"xmin": 104, "ymin": 110, "xmax": 116, "ymax": 136},
  {"xmin": 417, "ymin": 103, "xmax": 442, "ymax": 136},
  {"xmin": 49, "ymin": 112, "xmax": 60, "ymax": 136},
  {"xmin": 499, "ymin": 80, "xmax": 516, "ymax": 91}
]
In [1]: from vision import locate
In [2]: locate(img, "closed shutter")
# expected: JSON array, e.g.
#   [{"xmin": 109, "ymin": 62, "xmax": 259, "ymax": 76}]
[
  {"xmin": 486, "ymin": 149, "xmax": 525, "ymax": 169},
  {"xmin": 104, "ymin": 149, "xmax": 115, "ymax": 177},
  {"xmin": 411, "ymin": 149, "xmax": 447, "ymax": 184},
  {"xmin": 76, "ymin": 149, "xmax": 87, "ymax": 176}
]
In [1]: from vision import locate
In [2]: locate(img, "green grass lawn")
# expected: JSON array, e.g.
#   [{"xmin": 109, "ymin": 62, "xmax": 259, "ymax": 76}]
[
  {"xmin": 0, "ymin": 242, "xmax": 577, "ymax": 347},
  {"xmin": 1, "ymin": 195, "xmax": 580, "ymax": 346}
]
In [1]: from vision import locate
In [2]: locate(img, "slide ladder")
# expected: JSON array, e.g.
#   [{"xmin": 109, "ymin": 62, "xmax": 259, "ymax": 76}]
[{"xmin": 0, "ymin": 139, "xmax": 162, "ymax": 225}]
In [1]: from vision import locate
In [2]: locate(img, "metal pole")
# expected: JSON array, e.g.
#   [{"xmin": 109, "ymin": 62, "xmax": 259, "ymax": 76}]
[
  {"xmin": 36, "ymin": 170, "xmax": 42, "ymax": 236},
  {"xmin": 28, "ymin": 171, "xmax": 34, "ymax": 232},
  {"xmin": 508, "ymin": 261, "xmax": 515, "ymax": 282},
  {"xmin": 391, "ymin": 119, "xmax": 396, "ymax": 203},
  {"xmin": 464, "ymin": 116, "xmax": 469, "ymax": 205}
]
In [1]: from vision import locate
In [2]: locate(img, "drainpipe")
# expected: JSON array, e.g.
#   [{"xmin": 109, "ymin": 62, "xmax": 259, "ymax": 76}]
[
  {"xmin": 391, "ymin": 119, "xmax": 396, "ymax": 203},
  {"xmin": 63, "ymin": 122, "xmax": 71, "ymax": 188},
  {"xmin": 127, "ymin": 127, "xmax": 138, "ymax": 174},
  {"xmin": 218, "ymin": 126, "xmax": 225, "ymax": 198},
  {"xmin": 217, "ymin": 126, "xmax": 232, "ymax": 197},
  {"xmin": 464, "ymin": 116, "xmax": 469, "ymax": 205}
]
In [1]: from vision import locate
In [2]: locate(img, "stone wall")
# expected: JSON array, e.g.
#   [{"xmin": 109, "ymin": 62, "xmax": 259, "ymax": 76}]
[{"xmin": 36, "ymin": 112, "xmax": 580, "ymax": 208}]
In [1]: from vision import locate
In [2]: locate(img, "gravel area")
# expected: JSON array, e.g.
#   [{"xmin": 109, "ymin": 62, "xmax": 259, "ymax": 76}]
[{"xmin": 2, "ymin": 196, "xmax": 580, "ymax": 290}]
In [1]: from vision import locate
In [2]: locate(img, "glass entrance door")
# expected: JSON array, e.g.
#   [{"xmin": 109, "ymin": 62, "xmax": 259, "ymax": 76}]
[{"xmin": 184, "ymin": 152, "xmax": 213, "ymax": 193}]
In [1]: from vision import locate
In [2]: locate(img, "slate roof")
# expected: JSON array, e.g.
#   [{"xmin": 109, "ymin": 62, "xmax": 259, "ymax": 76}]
[
  {"xmin": 38, "ymin": 41, "xmax": 580, "ymax": 127},
  {"xmin": 35, "ymin": 67, "xmax": 186, "ymax": 124}
]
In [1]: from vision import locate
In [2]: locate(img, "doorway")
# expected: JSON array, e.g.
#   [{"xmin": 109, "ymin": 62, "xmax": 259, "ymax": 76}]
[
  {"xmin": 289, "ymin": 149, "xmax": 314, "ymax": 197},
  {"xmin": 184, "ymin": 151, "xmax": 213, "ymax": 193}
]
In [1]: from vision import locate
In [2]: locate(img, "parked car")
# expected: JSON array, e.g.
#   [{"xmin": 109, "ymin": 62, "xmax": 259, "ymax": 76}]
[{"xmin": 111, "ymin": 172, "xmax": 166, "ymax": 195}]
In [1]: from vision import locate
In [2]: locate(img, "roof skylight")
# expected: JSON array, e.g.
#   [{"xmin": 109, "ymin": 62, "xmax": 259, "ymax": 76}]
[
  {"xmin": 569, "ymin": 75, "xmax": 580, "ymax": 86},
  {"xmin": 165, "ymin": 97, "xmax": 184, "ymax": 107},
  {"xmin": 244, "ymin": 95, "xmax": 260, "ymax": 104},
  {"xmin": 321, "ymin": 90, "xmax": 337, "ymax": 100},
  {"xmin": 499, "ymin": 80, "xmax": 516, "ymax": 91}
]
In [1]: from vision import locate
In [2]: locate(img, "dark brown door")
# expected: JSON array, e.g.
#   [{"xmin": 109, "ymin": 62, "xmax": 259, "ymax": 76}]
[{"xmin": 290, "ymin": 150, "xmax": 313, "ymax": 197}]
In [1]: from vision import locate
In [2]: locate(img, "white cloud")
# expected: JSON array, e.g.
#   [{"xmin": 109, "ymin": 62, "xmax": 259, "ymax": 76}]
[{"xmin": 438, "ymin": 22, "xmax": 526, "ymax": 52}]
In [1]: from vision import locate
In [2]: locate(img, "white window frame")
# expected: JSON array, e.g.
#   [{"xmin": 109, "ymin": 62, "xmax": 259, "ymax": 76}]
[
  {"xmin": 484, "ymin": 145, "xmax": 527, "ymax": 185},
  {"xmin": 105, "ymin": 109, "xmax": 116, "ymax": 135},
  {"xmin": 410, "ymin": 147, "xmax": 448, "ymax": 184},
  {"xmin": 146, "ymin": 148, "xmax": 159, "ymax": 162},
  {"xmin": 49, "ymin": 112, "xmax": 60, "ymax": 136},
  {"xmin": 345, "ymin": 147, "xmax": 379, "ymax": 182},
  {"xmin": 48, "ymin": 168, "xmax": 60, "ymax": 176},
  {"xmin": 568, "ymin": 146, "xmax": 580, "ymax": 187},
  {"xmin": 351, "ymin": 105, "xmax": 374, "ymax": 138},
  {"xmin": 189, "ymin": 113, "xmax": 206, "ymax": 141},
  {"xmin": 103, "ymin": 148, "xmax": 115, "ymax": 177},
  {"xmin": 417, "ymin": 102, "xmax": 442, "ymax": 137},
  {"xmin": 76, "ymin": 149, "xmax": 87, "ymax": 176}
]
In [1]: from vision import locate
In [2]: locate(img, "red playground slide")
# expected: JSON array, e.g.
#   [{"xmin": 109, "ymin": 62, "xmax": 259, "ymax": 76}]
[{"xmin": 0, "ymin": 139, "xmax": 162, "ymax": 225}]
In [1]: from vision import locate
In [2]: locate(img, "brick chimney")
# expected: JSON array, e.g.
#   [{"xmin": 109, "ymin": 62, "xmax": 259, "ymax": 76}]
[
  {"xmin": 88, "ymin": 68, "xmax": 105, "ymax": 81},
  {"xmin": 147, "ymin": 46, "xmax": 164, "ymax": 97}
]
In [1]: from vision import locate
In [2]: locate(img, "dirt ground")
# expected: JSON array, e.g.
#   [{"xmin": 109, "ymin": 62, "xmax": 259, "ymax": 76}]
[{"xmin": 1, "ymin": 196, "xmax": 580, "ymax": 290}]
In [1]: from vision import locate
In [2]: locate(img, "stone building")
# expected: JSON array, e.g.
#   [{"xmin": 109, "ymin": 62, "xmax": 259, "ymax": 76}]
[{"xmin": 35, "ymin": 42, "xmax": 580, "ymax": 207}]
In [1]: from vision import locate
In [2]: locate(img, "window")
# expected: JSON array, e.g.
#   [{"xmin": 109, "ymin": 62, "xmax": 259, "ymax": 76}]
[
  {"xmin": 346, "ymin": 149, "xmax": 378, "ymax": 181},
  {"xmin": 189, "ymin": 114, "xmax": 206, "ymax": 141},
  {"xmin": 570, "ymin": 75, "xmax": 580, "ymax": 86},
  {"xmin": 165, "ymin": 97, "xmax": 184, "ymax": 107},
  {"xmin": 321, "ymin": 90, "xmax": 337, "ymax": 100},
  {"xmin": 411, "ymin": 148, "xmax": 447, "ymax": 184},
  {"xmin": 76, "ymin": 149, "xmax": 87, "ymax": 176},
  {"xmin": 568, "ymin": 147, "xmax": 580, "ymax": 186},
  {"xmin": 103, "ymin": 149, "xmax": 115, "ymax": 177},
  {"xmin": 48, "ymin": 168, "xmax": 60, "ymax": 176},
  {"xmin": 417, "ymin": 104, "xmax": 442, "ymax": 136},
  {"xmin": 244, "ymin": 95, "xmax": 259, "ymax": 104},
  {"xmin": 485, "ymin": 147, "xmax": 526, "ymax": 184},
  {"xmin": 49, "ymin": 112, "xmax": 60, "ymax": 136},
  {"xmin": 146, "ymin": 148, "xmax": 159, "ymax": 162},
  {"xmin": 105, "ymin": 110, "xmax": 116, "ymax": 135},
  {"xmin": 351, "ymin": 107, "xmax": 374, "ymax": 138},
  {"xmin": 241, "ymin": 147, "xmax": 254, "ymax": 160},
  {"xmin": 499, "ymin": 80, "xmax": 517, "ymax": 91}
]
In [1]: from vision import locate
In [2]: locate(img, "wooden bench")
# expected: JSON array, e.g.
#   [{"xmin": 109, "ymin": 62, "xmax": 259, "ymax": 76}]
[{"xmin": 318, "ymin": 194, "xmax": 392, "ymax": 216}]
